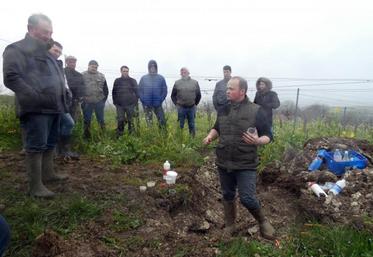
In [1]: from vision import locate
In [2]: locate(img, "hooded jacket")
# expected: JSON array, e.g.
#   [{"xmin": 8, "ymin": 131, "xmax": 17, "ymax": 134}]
[
  {"xmin": 3, "ymin": 34, "xmax": 67, "ymax": 117},
  {"xmin": 138, "ymin": 60, "xmax": 167, "ymax": 107},
  {"xmin": 254, "ymin": 77, "xmax": 280, "ymax": 126}
]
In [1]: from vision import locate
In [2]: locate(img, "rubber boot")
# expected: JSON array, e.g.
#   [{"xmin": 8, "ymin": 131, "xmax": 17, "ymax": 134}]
[
  {"xmin": 42, "ymin": 149, "xmax": 69, "ymax": 182},
  {"xmin": 25, "ymin": 152, "xmax": 55, "ymax": 198},
  {"xmin": 19, "ymin": 127, "xmax": 26, "ymax": 155},
  {"xmin": 222, "ymin": 200, "xmax": 237, "ymax": 237},
  {"xmin": 116, "ymin": 121, "xmax": 124, "ymax": 138},
  {"xmin": 249, "ymin": 208, "xmax": 275, "ymax": 240},
  {"xmin": 60, "ymin": 136, "xmax": 80, "ymax": 160},
  {"xmin": 83, "ymin": 122, "xmax": 91, "ymax": 140}
]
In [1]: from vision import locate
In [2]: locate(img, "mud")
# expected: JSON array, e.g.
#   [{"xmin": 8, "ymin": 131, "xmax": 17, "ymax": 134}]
[{"xmin": 1, "ymin": 137, "xmax": 372, "ymax": 256}]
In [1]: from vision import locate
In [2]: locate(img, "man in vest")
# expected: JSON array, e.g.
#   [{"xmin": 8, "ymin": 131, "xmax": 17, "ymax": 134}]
[
  {"xmin": 82, "ymin": 60, "xmax": 108, "ymax": 139},
  {"xmin": 203, "ymin": 76, "xmax": 275, "ymax": 240},
  {"xmin": 3, "ymin": 14, "xmax": 68, "ymax": 198},
  {"xmin": 212, "ymin": 65, "xmax": 232, "ymax": 112},
  {"xmin": 171, "ymin": 67, "xmax": 201, "ymax": 136}
]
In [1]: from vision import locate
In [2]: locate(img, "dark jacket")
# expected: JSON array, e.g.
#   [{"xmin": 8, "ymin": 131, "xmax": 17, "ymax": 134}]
[
  {"xmin": 138, "ymin": 60, "xmax": 167, "ymax": 107},
  {"xmin": 171, "ymin": 76, "xmax": 201, "ymax": 107},
  {"xmin": 213, "ymin": 97, "xmax": 271, "ymax": 170},
  {"xmin": 64, "ymin": 67, "xmax": 85, "ymax": 100},
  {"xmin": 3, "ymin": 34, "xmax": 67, "ymax": 117},
  {"xmin": 212, "ymin": 77, "xmax": 230, "ymax": 111},
  {"xmin": 254, "ymin": 77, "xmax": 280, "ymax": 126},
  {"xmin": 112, "ymin": 76, "xmax": 139, "ymax": 106}
]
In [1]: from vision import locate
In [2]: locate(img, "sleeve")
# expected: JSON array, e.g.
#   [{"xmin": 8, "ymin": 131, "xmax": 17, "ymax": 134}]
[
  {"xmin": 2, "ymin": 46, "xmax": 39, "ymax": 103},
  {"xmin": 255, "ymin": 107, "xmax": 272, "ymax": 141},
  {"xmin": 132, "ymin": 79, "xmax": 139, "ymax": 99},
  {"xmin": 103, "ymin": 80, "xmax": 109, "ymax": 101},
  {"xmin": 161, "ymin": 77, "xmax": 167, "ymax": 101},
  {"xmin": 270, "ymin": 91, "xmax": 280, "ymax": 109},
  {"xmin": 195, "ymin": 82, "xmax": 202, "ymax": 105},
  {"xmin": 112, "ymin": 79, "xmax": 118, "ymax": 105},
  {"xmin": 253, "ymin": 92, "xmax": 259, "ymax": 104},
  {"xmin": 212, "ymin": 118, "xmax": 220, "ymax": 134},
  {"xmin": 171, "ymin": 84, "xmax": 177, "ymax": 105}
]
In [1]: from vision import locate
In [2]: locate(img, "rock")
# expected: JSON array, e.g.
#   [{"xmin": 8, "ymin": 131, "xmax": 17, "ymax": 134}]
[
  {"xmin": 189, "ymin": 219, "xmax": 210, "ymax": 233},
  {"xmin": 350, "ymin": 201, "xmax": 359, "ymax": 207},
  {"xmin": 351, "ymin": 192, "xmax": 362, "ymax": 200},
  {"xmin": 365, "ymin": 193, "xmax": 373, "ymax": 199},
  {"xmin": 205, "ymin": 209, "xmax": 220, "ymax": 224},
  {"xmin": 247, "ymin": 225, "xmax": 259, "ymax": 236}
]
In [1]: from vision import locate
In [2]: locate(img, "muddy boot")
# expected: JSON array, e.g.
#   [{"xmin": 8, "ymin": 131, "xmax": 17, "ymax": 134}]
[
  {"xmin": 19, "ymin": 127, "xmax": 26, "ymax": 155},
  {"xmin": 249, "ymin": 208, "xmax": 275, "ymax": 240},
  {"xmin": 42, "ymin": 149, "xmax": 69, "ymax": 182},
  {"xmin": 26, "ymin": 152, "xmax": 55, "ymax": 198},
  {"xmin": 83, "ymin": 122, "xmax": 91, "ymax": 140},
  {"xmin": 60, "ymin": 136, "xmax": 80, "ymax": 160},
  {"xmin": 222, "ymin": 200, "xmax": 237, "ymax": 237}
]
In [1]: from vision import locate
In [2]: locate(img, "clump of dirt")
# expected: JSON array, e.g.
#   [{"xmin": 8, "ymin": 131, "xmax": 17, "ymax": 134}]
[{"xmin": 263, "ymin": 137, "xmax": 373, "ymax": 229}]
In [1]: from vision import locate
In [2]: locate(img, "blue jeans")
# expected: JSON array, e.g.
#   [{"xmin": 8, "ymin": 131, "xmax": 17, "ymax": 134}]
[
  {"xmin": 60, "ymin": 113, "xmax": 75, "ymax": 137},
  {"xmin": 177, "ymin": 106, "xmax": 196, "ymax": 135},
  {"xmin": 23, "ymin": 113, "xmax": 60, "ymax": 152},
  {"xmin": 143, "ymin": 105, "xmax": 166, "ymax": 127},
  {"xmin": 82, "ymin": 100, "xmax": 105, "ymax": 126},
  {"xmin": 0, "ymin": 215, "xmax": 10, "ymax": 257},
  {"xmin": 218, "ymin": 167, "xmax": 260, "ymax": 210}
]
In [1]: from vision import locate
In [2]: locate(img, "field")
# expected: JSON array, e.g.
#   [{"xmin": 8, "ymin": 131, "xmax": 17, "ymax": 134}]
[{"xmin": 0, "ymin": 98, "xmax": 372, "ymax": 257}]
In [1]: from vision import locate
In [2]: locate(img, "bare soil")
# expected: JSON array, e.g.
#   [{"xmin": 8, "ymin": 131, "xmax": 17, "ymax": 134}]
[{"xmin": 1, "ymin": 137, "xmax": 372, "ymax": 257}]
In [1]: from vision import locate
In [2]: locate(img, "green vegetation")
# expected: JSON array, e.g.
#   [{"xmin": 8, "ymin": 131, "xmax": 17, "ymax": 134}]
[{"xmin": 218, "ymin": 224, "xmax": 373, "ymax": 257}]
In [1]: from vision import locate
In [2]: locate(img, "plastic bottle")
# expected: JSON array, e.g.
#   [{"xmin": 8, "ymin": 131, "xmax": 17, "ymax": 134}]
[
  {"xmin": 307, "ymin": 182, "xmax": 327, "ymax": 197},
  {"xmin": 328, "ymin": 179, "xmax": 346, "ymax": 196},
  {"xmin": 333, "ymin": 149, "xmax": 342, "ymax": 162},
  {"xmin": 342, "ymin": 151, "xmax": 349, "ymax": 162},
  {"xmin": 308, "ymin": 157, "xmax": 323, "ymax": 171},
  {"xmin": 163, "ymin": 160, "xmax": 170, "ymax": 180}
]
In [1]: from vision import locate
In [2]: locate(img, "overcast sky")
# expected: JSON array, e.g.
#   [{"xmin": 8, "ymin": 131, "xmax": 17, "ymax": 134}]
[{"xmin": 1, "ymin": 0, "xmax": 373, "ymax": 107}]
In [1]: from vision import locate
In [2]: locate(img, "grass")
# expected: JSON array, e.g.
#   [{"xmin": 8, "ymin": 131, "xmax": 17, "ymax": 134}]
[{"xmin": 218, "ymin": 224, "xmax": 373, "ymax": 257}]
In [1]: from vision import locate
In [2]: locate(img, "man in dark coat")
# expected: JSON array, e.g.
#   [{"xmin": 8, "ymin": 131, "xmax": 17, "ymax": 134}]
[
  {"xmin": 3, "ymin": 13, "xmax": 68, "ymax": 198},
  {"xmin": 203, "ymin": 76, "xmax": 275, "ymax": 240},
  {"xmin": 112, "ymin": 65, "xmax": 139, "ymax": 136}
]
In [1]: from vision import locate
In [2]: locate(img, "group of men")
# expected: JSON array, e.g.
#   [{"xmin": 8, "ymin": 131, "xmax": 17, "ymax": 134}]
[{"xmin": 1, "ymin": 13, "xmax": 281, "ymax": 254}]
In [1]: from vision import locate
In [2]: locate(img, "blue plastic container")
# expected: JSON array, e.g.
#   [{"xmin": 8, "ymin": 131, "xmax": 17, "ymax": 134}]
[{"xmin": 323, "ymin": 150, "xmax": 368, "ymax": 175}]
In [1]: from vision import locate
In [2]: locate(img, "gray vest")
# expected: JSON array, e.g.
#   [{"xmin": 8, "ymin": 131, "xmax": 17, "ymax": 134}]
[
  {"xmin": 216, "ymin": 98, "xmax": 259, "ymax": 170},
  {"xmin": 83, "ymin": 71, "xmax": 106, "ymax": 104}
]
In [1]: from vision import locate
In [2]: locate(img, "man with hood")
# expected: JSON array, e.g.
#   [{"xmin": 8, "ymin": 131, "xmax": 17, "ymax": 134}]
[
  {"xmin": 81, "ymin": 60, "xmax": 108, "ymax": 139},
  {"xmin": 171, "ymin": 67, "xmax": 201, "ymax": 136},
  {"xmin": 254, "ymin": 77, "xmax": 280, "ymax": 132},
  {"xmin": 138, "ymin": 60, "xmax": 167, "ymax": 128},
  {"xmin": 213, "ymin": 65, "xmax": 232, "ymax": 112},
  {"xmin": 112, "ymin": 65, "xmax": 139, "ymax": 136},
  {"xmin": 3, "ymin": 13, "xmax": 68, "ymax": 198}
]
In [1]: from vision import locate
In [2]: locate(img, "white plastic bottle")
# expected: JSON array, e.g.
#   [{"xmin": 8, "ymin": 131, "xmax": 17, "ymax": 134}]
[
  {"xmin": 329, "ymin": 179, "xmax": 346, "ymax": 196},
  {"xmin": 307, "ymin": 182, "xmax": 327, "ymax": 197},
  {"xmin": 163, "ymin": 160, "xmax": 170, "ymax": 180},
  {"xmin": 333, "ymin": 149, "xmax": 342, "ymax": 162},
  {"xmin": 342, "ymin": 151, "xmax": 349, "ymax": 161}
]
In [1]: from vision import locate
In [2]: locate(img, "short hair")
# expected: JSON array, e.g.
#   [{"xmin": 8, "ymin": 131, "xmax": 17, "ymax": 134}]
[
  {"xmin": 120, "ymin": 65, "xmax": 129, "ymax": 71},
  {"xmin": 231, "ymin": 76, "xmax": 248, "ymax": 93},
  {"xmin": 28, "ymin": 13, "xmax": 52, "ymax": 27},
  {"xmin": 53, "ymin": 41, "xmax": 63, "ymax": 50},
  {"xmin": 65, "ymin": 55, "xmax": 77, "ymax": 61},
  {"xmin": 223, "ymin": 65, "xmax": 231, "ymax": 72}
]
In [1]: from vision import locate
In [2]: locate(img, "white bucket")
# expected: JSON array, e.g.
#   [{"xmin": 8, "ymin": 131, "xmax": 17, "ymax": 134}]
[{"xmin": 165, "ymin": 171, "xmax": 178, "ymax": 184}]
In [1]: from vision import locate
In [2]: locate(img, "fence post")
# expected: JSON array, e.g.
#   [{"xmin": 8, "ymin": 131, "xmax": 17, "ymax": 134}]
[{"xmin": 292, "ymin": 88, "xmax": 300, "ymax": 133}]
